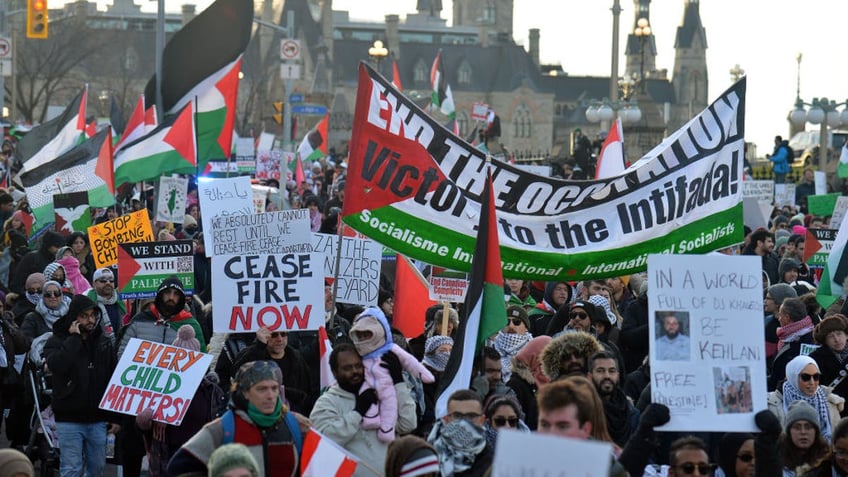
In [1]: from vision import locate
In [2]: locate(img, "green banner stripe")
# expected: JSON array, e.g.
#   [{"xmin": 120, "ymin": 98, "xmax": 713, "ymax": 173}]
[{"xmin": 118, "ymin": 272, "xmax": 194, "ymax": 295}]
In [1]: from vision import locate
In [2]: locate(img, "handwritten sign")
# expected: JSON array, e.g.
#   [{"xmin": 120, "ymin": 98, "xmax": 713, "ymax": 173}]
[
  {"xmin": 99, "ymin": 338, "xmax": 212, "ymax": 425},
  {"xmin": 209, "ymin": 210, "xmax": 311, "ymax": 257},
  {"xmin": 117, "ymin": 240, "xmax": 194, "ymax": 299},
  {"xmin": 88, "ymin": 210, "xmax": 154, "ymax": 269},
  {"xmin": 492, "ymin": 430, "xmax": 611, "ymax": 477},
  {"xmin": 312, "ymin": 233, "xmax": 382, "ymax": 306},
  {"xmin": 649, "ymin": 254, "xmax": 766, "ymax": 432},
  {"xmin": 155, "ymin": 176, "xmax": 188, "ymax": 224},
  {"xmin": 774, "ymin": 183, "xmax": 796, "ymax": 208},
  {"xmin": 255, "ymin": 150, "xmax": 282, "ymax": 181},
  {"xmin": 831, "ymin": 197, "xmax": 848, "ymax": 229},
  {"xmin": 198, "ymin": 176, "xmax": 254, "ymax": 257},
  {"xmin": 211, "ymin": 252, "xmax": 324, "ymax": 332},
  {"xmin": 741, "ymin": 180, "xmax": 773, "ymax": 203}
]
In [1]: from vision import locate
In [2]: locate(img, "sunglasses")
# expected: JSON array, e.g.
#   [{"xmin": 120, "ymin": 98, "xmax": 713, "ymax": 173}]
[
  {"xmin": 800, "ymin": 373, "xmax": 821, "ymax": 382},
  {"xmin": 492, "ymin": 416, "xmax": 518, "ymax": 427},
  {"xmin": 736, "ymin": 454, "xmax": 754, "ymax": 463},
  {"xmin": 508, "ymin": 318, "xmax": 523, "ymax": 326},
  {"xmin": 569, "ymin": 311, "xmax": 589, "ymax": 320},
  {"xmin": 96, "ymin": 278, "xmax": 114, "ymax": 283},
  {"xmin": 44, "ymin": 291, "xmax": 62, "ymax": 298},
  {"xmin": 27, "ymin": 288, "xmax": 42, "ymax": 294},
  {"xmin": 675, "ymin": 463, "xmax": 714, "ymax": 475}
]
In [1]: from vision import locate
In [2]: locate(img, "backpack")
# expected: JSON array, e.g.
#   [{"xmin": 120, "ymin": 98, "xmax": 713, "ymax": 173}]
[{"xmin": 784, "ymin": 144, "xmax": 796, "ymax": 163}]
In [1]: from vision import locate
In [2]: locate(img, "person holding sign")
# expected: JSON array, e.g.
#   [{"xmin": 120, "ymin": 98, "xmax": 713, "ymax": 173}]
[
  {"xmin": 43, "ymin": 295, "xmax": 120, "ymax": 477},
  {"xmin": 767, "ymin": 355, "xmax": 843, "ymax": 442}
]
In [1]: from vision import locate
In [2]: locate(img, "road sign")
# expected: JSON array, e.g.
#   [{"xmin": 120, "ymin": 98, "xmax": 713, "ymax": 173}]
[
  {"xmin": 280, "ymin": 63, "xmax": 301, "ymax": 80},
  {"xmin": 0, "ymin": 37, "xmax": 11, "ymax": 58},
  {"xmin": 289, "ymin": 93, "xmax": 304, "ymax": 103},
  {"xmin": 0, "ymin": 60, "xmax": 11, "ymax": 77},
  {"xmin": 280, "ymin": 39, "xmax": 301, "ymax": 60},
  {"xmin": 291, "ymin": 104, "xmax": 328, "ymax": 116}
]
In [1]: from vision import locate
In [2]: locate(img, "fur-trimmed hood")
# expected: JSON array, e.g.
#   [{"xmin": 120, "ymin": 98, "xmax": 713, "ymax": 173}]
[{"xmin": 540, "ymin": 331, "xmax": 602, "ymax": 381}]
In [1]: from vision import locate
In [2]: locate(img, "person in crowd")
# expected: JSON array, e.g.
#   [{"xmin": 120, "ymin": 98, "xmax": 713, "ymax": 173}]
[
  {"xmin": 419, "ymin": 335, "xmax": 453, "ymax": 435},
  {"xmin": 587, "ymin": 350, "xmax": 639, "ymax": 447},
  {"xmin": 588, "ymin": 295, "xmax": 621, "ymax": 346},
  {"xmin": 10, "ymin": 230, "xmax": 64, "ymax": 294},
  {"xmin": 232, "ymin": 327, "xmax": 313, "ymax": 414},
  {"xmin": 304, "ymin": 195, "xmax": 322, "ymax": 232},
  {"xmin": 666, "ymin": 436, "xmax": 713, "ymax": 477},
  {"xmin": 779, "ymin": 258, "xmax": 815, "ymax": 294},
  {"xmin": 527, "ymin": 281, "xmax": 572, "ymax": 337},
  {"xmin": 768, "ymin": 355, "xmax": 843, "ymax": 441},
  {"xmin": 176, "ymin": 214, "xmax": 199, "ymax": 240},
  {"xmin": 623, "ymin": 355, "xmax": 650, "ymax": 404},
  {"xmin": 43, "ymin": 261, "xmax": 72, "ymax": 294},
  {"xmin": 809, "ymin": 315, "xmax": 848, "ymax": 414},
  {"xmin": 505, "ymin": 278, "xmax": 536, "ymax": 309},
  {"xmin": 796, "ymin": 168, "xmax": 816, "ymax": 214},
  {"xmin": 378, "ymin": 289, "xmax": 394, "ymax": 323},
  {"xmin": 771, "ymin": 298, "xmax": 817, "ymax": 391},
  {"xmin": 482, "ymin": 394, "xmax": 530, "ymax": 447},
  {"xmin": 310, "ymin": 343, "xmax": 416, "ymax": 477},
  {"xmin": 606, "ymin": 276, "xmax": 633, "ymax": 322},
  {"xmin": 43, "ymin": 295, "xmax": 120, "ymax": 477},
  {"xmin": 803, "ymin": 417, "xmax": 848, "ymax": 476},
  {"xmin": 620, "ymin": 279, "xmax": 650, "ymax": 373},
  {"xmin": 427, "ymin": 389, "xmax": 492, "ymax": 477},
  {"xmin": 169, "ymin": 361, "xmax": 305, "ymax": 477},
  {"xmin": 505, "ymin": 335, "xmax": 550, "ymax": 431},
  {"xmin": 0, "ymin": 448, "xmax": 34, "ymax": 477},
  {"xmin": 546, "ymin": 299, "xmax": 600, "ymax": 336},
  {"xmin": 66, "ymin": 232, "xmax": 95, "ymax": 283},
  {"xmin": 540, "ymin": 331, "xmax": 603, "ymax": 381},
  {"xmin": 768, "ymin": 135, "xmax": 792, "ymax": 184},
  {"xmin": 0, "ymin": 210, "xmax": 27, "ymax": 287},
  {"xmin": 716, "ymin": 433, "xmax": 755, "ymax": 477},
  {"xmin": 384, "ymin": 435, "xmax": 440, "ymax": 477},
  {"xmin": 215, "ymin": 332, "xmax": 255, "ymax": 393},
  {"xmin": 742, "ymin": 229, "xmax": 780, "ymax": 286},
  {"xmin": 779, "ymin": 401, "xmax": 831, "ymax": 476},
  {"xmin": 85, "ymin": 267, "xmax": 124, "ymax": 340},
  {"xmin": 0, "ymin": 300, "xmax": 28, "ymax": 436},
  {"xmin": 493, "ymin": 305, "xmax": 533, "ymax": 383},
  {"xmin": 207, "ymin": 443, "xmax": 260, "ymax": 477},
  {"xmin": 21, "ymin": 280, "xmax": 70, "ymax": 341},
  {"xmin": 56, "ymin": 246, "xmax": 91, "ymax": 295},
  {"xmin": 567, "ymin": 376, "xmax": 619, "ymax": 448},
  {"xmin": 470, "ymin": 346, "xmax": 510, "ymax": 404},
  {"xmin": 766, "ymin": 284, "xmax": 799, "ymax": 367},
  {"xmin": 11, "ymin": 272, "xmax": 43, "ymax": 324}
]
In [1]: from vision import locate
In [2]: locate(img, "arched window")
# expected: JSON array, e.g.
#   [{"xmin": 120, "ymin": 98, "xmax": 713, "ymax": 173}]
[
  {"xmin": 414, "ymin": 58, "xmax": 428, "ymax": 84},
  {"xmin": 457, "ymin": 111, "xmax": 469, "ymax": 137},
  {"xmin": 458, "ymin": 60, "xmax": 472, "ymax": 85},
  {"xmin": 513, "ymin": 104, "xmax": 532, "ymax": 138}
]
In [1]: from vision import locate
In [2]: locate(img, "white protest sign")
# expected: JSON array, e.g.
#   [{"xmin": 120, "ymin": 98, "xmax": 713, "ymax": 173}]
[
  {"xmin": 741, "ymin": 198, "xmax": 768, "ymax": 232},
  {"xmin": 100, "ymin": 338, "xmax": 212, "ymax": 425},
  {"xmin": 155, "ymin": 176, "xmax": 188, "ymax": 224},
  {"xmin": 492, "ymin": 430, "xmax": 611, "ymax": 477},
  {"xmin": 209, "ymin": 210, "xmax": 311, "ymax": 257},
  {"xmin": 815, "ymin": 171, "xmax": 827, "ymax": 195},
  {"xmin": 831, "ymin": 196, "xmax": 848, "ymax": 230},
  {"xmin": 428, "ymin": 269, "xmax": 468, "ymax": 302},
  {"xmin": 212, "ymin": 252, "xmax": 324, "ymax": 332},
  {"xmin": 649, "ymin": 254, "xmax": 766, "ymax": 432},
  {"xmin": 252, "ymin": 186, "xmax": 267, "ymax": 214},
  {"xmin": 774, "ymin": 183, "xmax": 796, "ymax": 207},
  {"xmin": 198, "ymin": 176, "xmax": 254, "ymax": 257},
  {"xmin": 312, "ymin": 233, "xmax": 382, "ymax": 306},
  {"xmin": 742, "ymin": 180, "xmax": 773, "ymax": 203}
]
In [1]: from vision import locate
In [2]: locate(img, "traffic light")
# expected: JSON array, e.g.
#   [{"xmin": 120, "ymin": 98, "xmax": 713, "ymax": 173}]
[
  {"xmin": 272, "ymin": 101, "xmax": 283, "ymax": 125},
  {"xmin": 27, "ymin": 0, "xmax": 48, "ymax": 39}
]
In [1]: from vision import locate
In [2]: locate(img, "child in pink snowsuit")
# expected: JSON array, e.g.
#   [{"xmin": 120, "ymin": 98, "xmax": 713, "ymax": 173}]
[{"xmin": 350, "ymin": 307, "xmax": 434, "ymax": 442}]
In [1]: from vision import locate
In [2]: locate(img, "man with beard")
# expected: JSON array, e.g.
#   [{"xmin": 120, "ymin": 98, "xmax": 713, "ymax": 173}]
[
  {"xmin": 587, "ymin": 351, "xmax": 639, "ymax": 447},
  {"xmin": 427, "ymin": 390, "xmax": 492, "ymax": 477},
  {"xmin": 742, "ymin": 229, "xmax": 779, "ymax": 285},
  {"xmin": 310, "ymin": 343, "xmax": 416, "ymax": 477},
  {"xmin": 85, "ymin": 268, "xmax": 125, "ymax": 339},
  {"xmin": 539, "ymin": 331, "xmax": 603, "ymax": 381},
  {"xmin": 655, "ymin": 312, "xmax": 691, "ymax": 361}
]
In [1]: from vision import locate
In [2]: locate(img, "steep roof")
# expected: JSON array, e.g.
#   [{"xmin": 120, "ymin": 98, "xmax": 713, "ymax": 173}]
[{"xmin": 674, "ymin": 1, "xmax": 707, "ymax": 49}]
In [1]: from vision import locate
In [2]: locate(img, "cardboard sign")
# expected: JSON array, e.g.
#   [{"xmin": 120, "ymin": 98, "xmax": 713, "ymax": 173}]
[
  {"xmin": 100, "ymin": 338, "xmax": 212, "ymax": 425},
  {"xmin": 741, "ymin": 180, "xmax": 773, "ymax": 203},
  {"xmin": 428, "ymin": 268, "xmax": 468, "ymax": 302},
  {"xmin": 312, "ymin": 233, "xmax": 382, "ymax": 306},
  {"xmin": 211, "ymin": 252, "xmax": 324, "ymax": 332},
  {"xmin": 649, "ymin": 254, "xmax": 766, "ymax": 432},
  {"xmin": 53, "ymin": 191, "xmax": 90, "ymax": 235},
  {"xmin": 209, "ymin": 210, "xmax": 311, "ymax": 257},
  {"xmin": 88, "ymin": 210, "xmax": 154, "ymax": 269},
  {"xmin": 155, "ymin": 176, "xmax": 188, "ymax": 224},
  {"xmin": 255, "ymin": 150, "xmax": 282, "ymax": 181},
  {"xmin": 774, "ymin": 183, "xmax": 796, "ymax": 207},
  {"xmin": 117, "ymin": 240, "xmax": 195, "ymax": 299},
  {"xmin": 492, "ymin": 430, "xmax": 611, "ymax": 477},
  {"xmin": 198, "ymin": 176, "xmax": 254, "ymax": 257}
]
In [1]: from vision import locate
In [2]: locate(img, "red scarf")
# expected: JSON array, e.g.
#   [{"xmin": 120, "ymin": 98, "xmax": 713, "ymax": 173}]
[{"xmin": 776, "ymin": 316, "xmax": 814, "ymax": 351}]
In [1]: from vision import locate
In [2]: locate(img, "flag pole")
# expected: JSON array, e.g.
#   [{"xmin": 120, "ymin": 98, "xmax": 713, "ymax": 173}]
[
  {"xmin": 194, "ymin": 96, "xmax": 200, "ymax": 178},
  {"xmin": 328, "ymin": 220, "xmax": 345, "ymax": 331}
]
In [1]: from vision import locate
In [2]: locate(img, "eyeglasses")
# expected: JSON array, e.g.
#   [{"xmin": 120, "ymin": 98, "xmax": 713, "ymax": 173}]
[
  {"xmin": 27, "ymin": 288, "xmax": 42, "ymax": 294},
  {"xmin": 449, "ymin": 412, "xmax": 482, "ymax": 422},
  {"xmin": 508, "ymin": 318, "xmax": 523, "ymax": 326},
  {"xmin": 43, "ymin": 291, "xmax": 62, "ymax": 298},
  {"xmin": 800, "ymin": 373, "xmax": 821, "ymax": 382},
  {"xmin": 674, "ymin": 463, "xmax": 715, "ymax": 475},
  {"xmin": 569, "ymin": 311, "xmax": 589, "ymax": 320},
  {"xmin": 96, "ymin": 278, "xmax": 114, "ymax": 283},
  {"xmin": 270, "ymin": 332, "xmax": 288, "ymax": 338},
  {"xmin": 736, "ymin": 453, "xmax": 754, "ymax": 463},
  {"xmin": 492, "ymin": 416, "xmax": 518, "ymax": 427}
]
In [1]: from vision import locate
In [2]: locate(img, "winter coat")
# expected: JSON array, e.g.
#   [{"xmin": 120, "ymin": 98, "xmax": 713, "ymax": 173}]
[
  {"xmin": 767, "ymin": 386, "xmax": 844, "ymax": 432},
  {"xmin": 619, "ymin": 293, "xmax": 649, "ymax": 374},
  {"xmin": 808, "ymin": 346, "xmax": 848, "ymax": 414},
  {"xmin": 232, "ymin": 342, "xmax": 314, "ymax": 414},
  {"xmin": 117, "ymin": 306, "xmax": 205, "ymax": 358},
  {"xmin": 769, "ymin": 333, "xmax": 816, "ymax": 391},
  {"xmin": 10, "ymin": 234, "xmax": 58, "ymax": 294},
  {"xmin": 540, "ymin": 331, "xmax": 603, "ymax": 381},
  {"xmin": 505, "ymin": 358, "xmax": 540, "ymax": 431}
]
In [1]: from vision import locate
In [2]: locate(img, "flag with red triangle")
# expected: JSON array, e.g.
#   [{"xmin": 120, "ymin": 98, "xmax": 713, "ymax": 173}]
[
  {"xmin": 300, "ymin": 429, "xmax": 358, "ymax": 477},
  {"xmin": 15, "ymin": 86, "xmax": 88, "ymax": 173},
  {"xmin": 434, "ymin": 170, "xmax": 505, "ymax": 418},
  {"xmin": 595, "ymin": 117, "xmax": 626, "ymax": 179},
  {"xmin": 114, "ymin": 95, "xmax": 148, "ymax": 154},
  {"xmin": 393, "ymin": 254, "xmax": 438, "ymax": 338},
  {"xmin": 298, "ymin": 115, "xmax": 329, "ymax": 164},
  {"xmin": 318, "ymin": 326, "xmax": 334, "ymax": 390},
  {"xmin": 113, "ymin": 102, "xmax": 197, "ymax": 186}
]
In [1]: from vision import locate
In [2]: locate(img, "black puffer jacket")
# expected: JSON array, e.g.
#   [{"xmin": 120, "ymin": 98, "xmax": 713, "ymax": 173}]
[{"xmin": 44, "ymin": 295, "xmax": 117, "ymax": 423}]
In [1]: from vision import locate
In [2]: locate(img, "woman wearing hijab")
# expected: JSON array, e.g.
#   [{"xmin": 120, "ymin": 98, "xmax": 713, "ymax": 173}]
[
  {"xmin": 505, "ymin": 335, "xmax": 551, "ymax": 431},
  {"xmin": 20, "ymin": 280, "xmax": 71, "ymax": 341},
  {"xmin": 768, "ymin": 355, "xmax": 843, "ymax": 441}
]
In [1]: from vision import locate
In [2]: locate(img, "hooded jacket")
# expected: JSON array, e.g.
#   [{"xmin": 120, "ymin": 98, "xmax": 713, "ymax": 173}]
[
  {"xmin": 540, "ymin": 331, "xmax": 602, "ymax": 381},
  {"xmin": 527, "ymin": 281, "xmax": 572, "ymax": 337},
  {"xmin": 10, "ymin": 231, "xmax": 64, "ymax": 294},
  {"xmin": 43, "ymin": 295, "xmax": 117, "ymax": 423}
]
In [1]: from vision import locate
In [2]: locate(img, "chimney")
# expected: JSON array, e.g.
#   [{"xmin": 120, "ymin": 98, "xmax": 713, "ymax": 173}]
[
  {"xmin": 385, "ymin": 14, "xmax": 400, "ymax": 60},
  {"xmin": 74, "ymin": 0, "xmax": 89, "ymax": 19},
  {"xmin": 529, "ymin": 28, "xmax": 540, "ymax": 67},
  {"xmin": 182, "ymin": 4, "xmax": 196, "ymax": 26}
]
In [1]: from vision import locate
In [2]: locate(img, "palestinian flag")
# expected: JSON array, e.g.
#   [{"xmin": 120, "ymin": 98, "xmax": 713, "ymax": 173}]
[
  {"xmin": 393, "ymin": 254, "xmax": 438, "ymax": 338},
  {"xmin": 144, "ymin": 0, "xmax": 252, "ymax": 171},
  {"xmin": 15, "ymin": 87, "xmax": 87, "ymax": 173},
  {"xmin": 434, "ymin": 170, "xmax": 505, "ymax": 418},
  {"xmin": 817, "ymin": 220, "xmax": 848, "ymax": 309},
  {"xmin": 595, "ymin": 117, "xmax": 626, "ymax": 179},
  {"xmin": 430, "ymin": 50, "xmax": 445, "ymax": 110},
  {"xmin": 20, "ymin": 128, "xmax": 116, "ymax": 227},
  {"xmin": 53, "ymin": 191, "xmax": 91, "ymax": 235},
  {"xmin": 300, "ymin": 429, "xmax": 357, "ymax": 477},
  {"xmin": 113, "ymin": 102, "xmax": 196, "ymax": 186},
  {"xmin": 298, "ymin": 115, "xmax": 329, "ymax": 164},
  {"xmin": 840, "ymin": 140, "xmax": 848, "ymax": 178},
  {"xmin": 288, "ymin": 154, "xmax": 306, "ymax": 185},
  {"xmin": 114, "ymin": 95, "xmax": 147, "ymax": 154}
]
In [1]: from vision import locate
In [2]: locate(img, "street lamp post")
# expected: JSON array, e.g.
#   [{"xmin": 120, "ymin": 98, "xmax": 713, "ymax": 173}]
[
  {"xmin": 368, "ymin": 40, "xmax": 388, "ymax": 73},
  {"xmin": 634, "ymin": 18, "xmax": 651, "ymax": 93},
  {"xmin": 585, "ymin": 76, "xmax": 642, "ymax": 125},
  {"xmin": 789, "ymin": 97, "xmax": 848, "ymax": 173}
]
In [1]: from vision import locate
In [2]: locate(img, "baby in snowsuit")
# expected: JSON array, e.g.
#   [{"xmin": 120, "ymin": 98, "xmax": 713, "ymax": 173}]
[{"xmin": 349, "ymin": 307, "xmax": 434, "ymax": 442}]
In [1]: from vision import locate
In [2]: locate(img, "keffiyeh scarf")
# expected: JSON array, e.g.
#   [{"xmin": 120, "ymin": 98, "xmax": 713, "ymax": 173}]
[
  {"xmin": 428, "ymin": 419, "xmax": 487, "ymax": 477},
  {"xmin": 494, "ymin": 331, "xmax": 532, "ymax": 382},
  {"xmin": 776, "ymin": 316, "xmax": 814, "ymax": 351},
  {"xmin": 782, "ymin": 381, "xmax": 833, "ymax": 441},
  {"xmin": 35, "ymin": 295, "xmax": 70, "ymax": 327}
]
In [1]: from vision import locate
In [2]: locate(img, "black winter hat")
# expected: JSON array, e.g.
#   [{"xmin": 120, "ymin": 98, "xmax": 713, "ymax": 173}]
[
  {"xmin": 157, "ymin": 275, "xmax": 185, "ymax": 296},
  {"xmin": 41, "ymin": 231, "xmax": 65, "ymax": 250},
  {"xmin": 67, "ymin": 294, "xmax": 98, "ymax": 319}
]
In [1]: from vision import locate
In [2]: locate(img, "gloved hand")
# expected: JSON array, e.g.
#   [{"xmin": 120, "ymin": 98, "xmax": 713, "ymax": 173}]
[
  {"xmin": 381, "ymin": 351, "xmax": 404, "ymax": 385},
  {"xmin": 637, "ymin": 403, "xmax": 670, "ymax": 434},
  {"xmin": 755, "ymin": 409, "xmax": 781, "ymax": 436},
  {"xmin": 135, "ymin": 408, "xmax": 155, "ymax": 431},
  {"xmin": 354, "ymin": 388, "xmax": 378, "ymax": 416}
]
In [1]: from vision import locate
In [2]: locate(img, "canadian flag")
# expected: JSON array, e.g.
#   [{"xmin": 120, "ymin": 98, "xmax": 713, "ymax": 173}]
[
  {"xmin": 594, "ymin": 117, "xmax": 626, "ymax": 179},
  {"xmin": 318, "ymin": 326, "xmax": 334, "ymax": 390},
  {"xmin": 300, "ymin": 429, "xmax": 358, "ymax": 477}
]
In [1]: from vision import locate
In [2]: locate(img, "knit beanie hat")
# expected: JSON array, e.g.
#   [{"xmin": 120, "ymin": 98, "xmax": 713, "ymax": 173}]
[
  {"xmin": 785, "ymin": 400, "xmax": 820, "ymax": 433},
  {"xmin": 207, "ymin": 443, "xmax": 259, "ymax": 477},
  {"xmin": 350, "ymin": 307, "xmax": 392, "ymax": 359},
  {"xmin": 0, "ymin": 448, "xmax": 34, "ymax": 477},
  {"xmin": 814, "ymin": 315, "xmax": 848, "ymax": 345},
  {"xmin": 235, "ymin": 360, "xmax": 283, "ymax": 393},
  {"xmin": 768, "ymin": 283, "xmax": 797, "ymax": 306},
  {"xmin": 506, "ymin": 304, "xmax": 530, "ymax": 330},
  {"xmin": 183, "ymin": 214, "xmax": 197, "ymax": 228},
  {"xmin": 775, "ymin": 235, "xmax": 789, "ymax": 250},
  {"xmin": 172, "ymin": 324, "xmax": 201, "ymax": 351},
  {"xmin": 155, "ymin": 275, "xmax": 186, "ymax": 311},
  {"xmin": 26, "ymin": 273, "xmax": 45, "ymax": 289},
  {"xmin": 399, "ymin": 446, "xmax": 440, "ymax": 477},
  {"xmin": 779, "ymin": 258, "xmax": 801, "ymax": 278}
]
